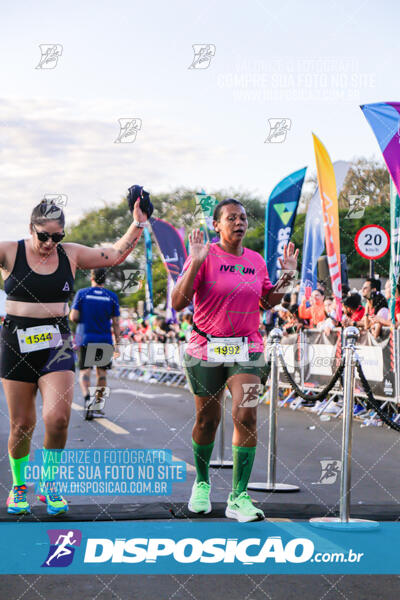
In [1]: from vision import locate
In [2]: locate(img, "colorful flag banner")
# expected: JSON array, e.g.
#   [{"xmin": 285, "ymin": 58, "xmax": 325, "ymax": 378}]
[
  {"xmin": 390, "ymin": 179, "xmax": 400, "ymax": 321},
  {"xmin": 361, "ymin": 102, "xmax": 400, "ymax": 198},
  {"xmin": 299, "ymin": 161, "xmax": 350, "ymax": 302},
  {"xmin": 265, "ymin": 167, "xmax": 306, "ymax": 283},
  {"xmin": 312, "ymin": 134, "xmax": 342, "ymax": 320},
  {"xmin": 165, "ymin": 273, "xmax": 177, "ymax": 323},
  {"xmin": 150, "ymin": 217, "xmax": 188, "ymax": 283},
  {"xmin": 143, "ymin": 226, "xmax": 154, "ymax": 316}
]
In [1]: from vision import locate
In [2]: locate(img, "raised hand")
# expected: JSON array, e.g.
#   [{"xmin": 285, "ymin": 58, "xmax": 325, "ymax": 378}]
[
  {"xmin": 189, "ymin": 229, "xmax": 210, "ymax": 265},
  {"xmin": 133, "ymin": 198, "xmax": 147, "ymax": 224},
  {"xmin": 278, "ymin": 242, "xmax": 299, "ymax": 271}
]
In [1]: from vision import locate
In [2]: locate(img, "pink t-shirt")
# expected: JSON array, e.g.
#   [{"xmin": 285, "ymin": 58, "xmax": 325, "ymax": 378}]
[{"xmin": 179, "ymin": 244, "xmax": 273, "ymax": 360}]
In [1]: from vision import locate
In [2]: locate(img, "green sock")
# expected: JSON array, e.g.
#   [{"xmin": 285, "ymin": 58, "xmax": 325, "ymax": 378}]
[
  {"xmin": 232, "ymin": 445, "xmax": 256, "ymax": 497},
  {"xmin": 9, "ymin": 453, "xmax": 29, "ymax": 486},
  {"xmin": 192, "ymin": 439, "xmax": 214, "ymax": 484}
]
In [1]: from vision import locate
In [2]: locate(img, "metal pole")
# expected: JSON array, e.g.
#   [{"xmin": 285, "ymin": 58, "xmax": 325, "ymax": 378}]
[
  {"xmin": 310, "ymin": 327, "xmax": 377, "ymax": 529},
  {"xmin": 248, "ymin": 328, "xmax": 299, "ymax": 492},
  {"xmin": 369, "ymin": 259, "xmax": 375, "ymax": 278},
  {"xmin": 210, "ymin": 391, "xmax": 233, "ymax": 468},
  {"xmin": 340, "ymin": 327, "xmax": 358, "ymax": 522},
  {"xmin": 267, "ymin": 337, "xmax": 278, "ymax": 487}
]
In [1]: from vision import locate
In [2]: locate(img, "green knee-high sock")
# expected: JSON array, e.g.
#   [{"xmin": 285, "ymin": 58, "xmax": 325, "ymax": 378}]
[
  {"xmin": 9, "ymin": 454, "xmax": 29, "ymax": 487},
  {"xmin": 192, "ymin": 439, "xmax": 214, "ymax": 484},
  {"xmin": 232, "ymin": 445, "xmax": 256, "ymax": 497}
]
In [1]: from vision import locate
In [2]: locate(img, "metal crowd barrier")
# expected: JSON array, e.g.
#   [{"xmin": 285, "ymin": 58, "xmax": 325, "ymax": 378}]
[
  {"xmin": 278, "ymin": 327, "xmax": 399, "ymax": 414},
  {"xmin": 113, "ymin": 341, "xmax": 187, "ymax": 388},
  {"xmin": 310, "ymin": 328, "xmax": 378, "ymax": 529}
]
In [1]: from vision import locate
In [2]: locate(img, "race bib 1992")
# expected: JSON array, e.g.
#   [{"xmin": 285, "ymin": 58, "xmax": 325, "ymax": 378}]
[{"xmin": 207, "ymin": 337, "xmax": 249, "ymax": 363}]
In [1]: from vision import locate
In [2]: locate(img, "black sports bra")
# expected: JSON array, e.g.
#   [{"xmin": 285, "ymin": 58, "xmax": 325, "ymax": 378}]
[{"xmin": 4, "ymin": 240, "xmax": 74, "ymax": 303}]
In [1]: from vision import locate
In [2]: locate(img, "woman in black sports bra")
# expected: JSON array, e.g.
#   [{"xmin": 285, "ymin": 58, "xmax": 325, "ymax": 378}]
[{"xmin": 0, "ymin": 195, "xmax": 147, "ymax": 516}]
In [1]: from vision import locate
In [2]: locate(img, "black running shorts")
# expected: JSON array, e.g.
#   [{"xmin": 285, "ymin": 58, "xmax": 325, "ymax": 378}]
[{"xmin": 0, "ymin": 315, "xmax": 75, "ymax": 383}]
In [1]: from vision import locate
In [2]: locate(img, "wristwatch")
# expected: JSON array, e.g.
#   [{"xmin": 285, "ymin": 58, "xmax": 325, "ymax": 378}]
[{"xmin": 133, "ymin": 221, "xmax": 146, "ymax": 228}]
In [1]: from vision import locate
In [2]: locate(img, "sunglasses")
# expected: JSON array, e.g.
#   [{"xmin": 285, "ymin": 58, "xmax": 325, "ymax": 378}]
[{"xmin": 32, "ymin": 224, "xmax": 65, "ymax": 243}]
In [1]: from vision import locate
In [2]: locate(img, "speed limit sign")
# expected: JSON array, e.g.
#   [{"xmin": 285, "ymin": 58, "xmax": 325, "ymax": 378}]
[{"xmin": 354, "ymin": 224, "xmax": 390, "ymax": 260}]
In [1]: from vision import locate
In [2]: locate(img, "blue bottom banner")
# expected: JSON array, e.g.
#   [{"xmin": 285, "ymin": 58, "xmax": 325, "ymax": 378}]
[{"xmin": 2, "ymin": 521, "xmax": 400, "ymax": 574}]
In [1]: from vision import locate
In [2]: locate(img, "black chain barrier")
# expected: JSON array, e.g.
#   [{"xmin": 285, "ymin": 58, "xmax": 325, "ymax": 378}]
[
  {"xmin": 277, "ymin": 347, "xmax": 345, "ymax": 401},
  {"xmin": 355, "ymin": 359, "xmax": 400, "ymax": 432}
]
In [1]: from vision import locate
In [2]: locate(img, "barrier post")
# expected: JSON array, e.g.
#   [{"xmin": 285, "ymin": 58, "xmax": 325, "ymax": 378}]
[
  {"xmin": 210, "ymin": 391, "xmax": 233, "ymax": 468},
  {"xmin": 248, "ymin": 328, "xmax": 299, "ymax": 492},
  {"xmin": 311, "ymin": 326, "xmax": 377, "ymax": 529}
]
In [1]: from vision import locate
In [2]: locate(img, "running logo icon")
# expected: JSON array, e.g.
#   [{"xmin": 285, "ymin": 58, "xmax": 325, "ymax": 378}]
[
  {"xmin": 40, "ymin": 195, "xmax": 68, "ymax": 220},
  {"xmin": 36, "ymin": 44, "xmax": 63, "ymax": 69},
  {"xmin": 344, "ymin": 195, "xmax": 369, "ymax": 219},
  {"xmin": 188, "ymin": 44, "xmax": 216, "ymax": 69},
  {"xmin": 265, "ymin": 119, "xmax": 291, "ymax": 143},
  {"xmin": 88, "ymin": 386, "xmax": 110, "ymax": 411},
  {"xmin": 318, "ymin": 460, "xmax": 341, "ymax": 484},
  {"xmin": 45, "ymin": 337, "xmax": 73, "ymax": 370},
  {"xmin": 114, "ymin": 118, "xmax": 142, "ymax": 143},
  {"xmin": 121, "ymin": 269, "xmax": 145, "ymax": 294},
  {"xmin": 42, "ymin": 529, "xmax": 82, "ymax": 568},
  {"xmin": 239, "ymin": 383, "xmax": 263, "ymax": 407}
]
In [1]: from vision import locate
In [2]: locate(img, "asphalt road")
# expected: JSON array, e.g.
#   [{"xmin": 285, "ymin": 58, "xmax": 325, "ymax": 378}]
[{"xmin": 0, "ymin": 370, "xmax": 399, "ymax": 597}]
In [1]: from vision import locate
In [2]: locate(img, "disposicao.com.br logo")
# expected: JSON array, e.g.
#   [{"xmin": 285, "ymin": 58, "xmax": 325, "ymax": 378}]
[
  {"xmin": 42, "ymin": 529, "xmax": 82, "ymax": 568},
  {"xmin": 7, "ymin": 521, "xmax": 396, "ymax": 574},
  {"xmin": 83, "ymin": 535, "xmax": 363, "ymax": 565}
]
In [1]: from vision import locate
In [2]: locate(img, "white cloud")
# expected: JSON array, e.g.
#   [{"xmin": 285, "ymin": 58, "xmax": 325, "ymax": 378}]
[{"xmin": 0, "ymin": 97, "xmax": 234, "ymax": 241}]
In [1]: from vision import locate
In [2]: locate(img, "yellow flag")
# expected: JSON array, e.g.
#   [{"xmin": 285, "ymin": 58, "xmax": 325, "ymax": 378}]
[{"xmin": 312, "ymin": 133, "xmax": 342, "ymax": 320}]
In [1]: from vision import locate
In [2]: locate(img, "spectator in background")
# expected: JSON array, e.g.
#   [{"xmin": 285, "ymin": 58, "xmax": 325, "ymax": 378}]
[
  {"xmin": 179, "ymin": 312, "xmax": 193, "ymax": 343},
  {"xmin": 299, "ymin": 289, "xmax": 326, "ymax": 328},
  {"xmin": 361, "ymin": 277, "xmax": 381, "ymax": 313},
  {"xmin": 282, "ymin": 304, "xmax": 304, "ymax": 336},
  {"xmin": 395, "ymin": 282, "xmax": 400, "ymax": 326},
  {"xmin": 317, "ymin": 279, "xmax": 327, "ymax": 296},
  {"xmin": 384, "ymin": 279, "xmax": 391, "ymax": 301},
  {"xmin": 320, "ymin": 296, "xmax": 338, "ymax": 335},
  {"xmin": 261, "ymin": 308, "xmax": 275, "ymax": 335},
  {"xmin": 342, "ymin": 293, "xmax": 365, "ymax": 327},
  {"xmin": 274, "ymin": 304, "xmax": 290, "ymax": 328},
  {"xmin": 341, "ymin": 283, "xmax": 350, "ymax": 299},
  {"xmin": 324, "ymin": 297, "xmax": 336, "ymax": 320},
  {"xmin": 281, "ymin": 293, "xmax": 291, "ymax": 310},
  {"xmin": 366, "ymin": 292, "xmax": 390, "ymax": 338}
]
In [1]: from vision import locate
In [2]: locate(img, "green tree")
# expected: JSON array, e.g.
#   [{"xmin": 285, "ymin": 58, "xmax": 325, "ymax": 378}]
[{"xmin": 338, "ymin": 157, "xmax": 390, "ymax": 209}]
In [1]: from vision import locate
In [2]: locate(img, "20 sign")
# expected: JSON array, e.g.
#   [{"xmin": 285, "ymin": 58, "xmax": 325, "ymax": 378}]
[{"xmin": 354, "ymin": 224, "xmax": 390, "ymax": 260}]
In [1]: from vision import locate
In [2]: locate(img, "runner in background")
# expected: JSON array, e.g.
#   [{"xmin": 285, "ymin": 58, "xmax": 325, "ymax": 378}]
[
  {"xmin": 70, "ymin": 268, "xmax": 120, "ymax": 420},
  {"xmin": 172, "ymin": 198, "xmax": 298, "ymax": 522}
]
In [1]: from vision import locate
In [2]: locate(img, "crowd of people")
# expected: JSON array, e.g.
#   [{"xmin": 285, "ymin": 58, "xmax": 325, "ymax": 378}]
[
  {"xmin": 118, "ymin": 311, "xmax": 193, "ymax": 346},
  {"xmin": 101, "ymin": 276, "xmax": 400, "ymax": 361},
  {"xmin": 258, "ymin": 276, "xmax": 400, "ymax": 340}
]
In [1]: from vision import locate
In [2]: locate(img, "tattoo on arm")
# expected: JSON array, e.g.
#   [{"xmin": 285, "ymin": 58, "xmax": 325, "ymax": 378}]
[{"xmin": 118, "ymin": 239, "xmax": 139, "ymax": 256}]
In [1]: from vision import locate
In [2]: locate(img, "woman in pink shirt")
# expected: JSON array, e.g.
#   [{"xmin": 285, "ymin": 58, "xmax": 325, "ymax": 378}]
[{"xmin": 172, "ymin": 199, "xmax": 298, "ymax": 522}]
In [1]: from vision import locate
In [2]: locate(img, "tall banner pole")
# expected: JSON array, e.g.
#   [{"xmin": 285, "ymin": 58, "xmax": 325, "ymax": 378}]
[{"xmin": 312, "ymin": 134, "xmax": 342, "ymax": 320}]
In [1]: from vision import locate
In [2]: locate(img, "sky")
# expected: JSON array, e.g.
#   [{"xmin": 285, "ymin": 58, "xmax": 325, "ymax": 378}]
[{"xmin": 0, "ymin": 0, "xmax": 398, "ymax": 240}]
